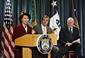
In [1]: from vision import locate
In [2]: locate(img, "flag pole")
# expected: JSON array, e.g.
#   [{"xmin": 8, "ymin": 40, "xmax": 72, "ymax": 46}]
[
  {"xmin": 72, "ymin": 0, "xmax": 79, "ymax": 29},
  {"xmin": 9, "ymin": 0, "xmax": 12, "ymax": 42},
  {"xmin": 30, "ymin": 0, "xmax": 37, "ymax": 28},
  {"xmin": 52, "ymin": 0, "xmax": 54, "ymax": 33},
  {"xmin": 34, "ymin": 0, "xmax": 37, "ymax": 25}
]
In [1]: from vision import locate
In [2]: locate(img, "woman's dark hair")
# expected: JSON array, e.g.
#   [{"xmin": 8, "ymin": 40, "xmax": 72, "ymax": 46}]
[{"xmin": 19, "ymin": 11, "xmax": 31, "ymax": 23}]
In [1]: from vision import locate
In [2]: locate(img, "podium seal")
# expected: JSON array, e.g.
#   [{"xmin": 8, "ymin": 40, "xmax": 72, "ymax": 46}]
[{"xmin": 37, "ymin": 34, "xmax": 53, "ymax": 54}]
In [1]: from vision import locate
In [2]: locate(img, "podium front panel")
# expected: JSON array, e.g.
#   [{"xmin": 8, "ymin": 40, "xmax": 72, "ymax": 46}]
[{"xmin": 15, "ymin": 34, "xmax": 57, "ymax": 47}]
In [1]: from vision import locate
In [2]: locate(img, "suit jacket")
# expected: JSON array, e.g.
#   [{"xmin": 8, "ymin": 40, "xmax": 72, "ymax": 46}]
[
  {"xmin": 59, "ymin": 26, "xmax": 80, "ymax": 46},
  {"xmin": 13, "ymin": 24, "xmax": 32, "ymax": 58},
  {"xmin": 12, "ymin": 24, "xmax": 32, "ymax": 42},
  {"xmin": 33, "ymin": 24, "xmax": 52, "ymax": 34},
  {"xmin": 33, "ymin": 24, "xmax": 53, "ymax": 58}
]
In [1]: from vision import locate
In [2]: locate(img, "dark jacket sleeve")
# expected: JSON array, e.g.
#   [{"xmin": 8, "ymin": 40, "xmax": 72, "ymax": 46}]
[
  {"xmin": 12, "ymin": 26, "xmax": 19, "ymax": 42},
  {"xmin": 75, "ymin": 28, "xmax": 80, "ymax": 40},
  {"xmin": 28, "ymin": 26, "xmax": 32, "ymax": 34}
]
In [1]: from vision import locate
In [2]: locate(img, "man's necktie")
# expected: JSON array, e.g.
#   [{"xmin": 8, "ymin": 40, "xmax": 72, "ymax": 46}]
[
  {"xmin": 43, "ymin": 27, "xmax": 46, "ymax": 34},
  {"xmin": 70, "ymin": 28, "xmax": 72, "ymax": 39}
]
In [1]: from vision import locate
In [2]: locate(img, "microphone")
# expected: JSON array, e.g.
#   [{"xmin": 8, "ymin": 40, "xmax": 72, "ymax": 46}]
[
  {"xmin": 47, "ymin": 32, "xmax": 48, "ymax": 34},
  {"xmin": 54, "ymin": 28, "xmax": 57, "ymax": 31},
  {"xmin": 27, "ymin": 30, "xmax": 29, "ymax": 32},
  {"xmin": 25, "ymin": 26, "xmax": 26, "ymax": 28}
]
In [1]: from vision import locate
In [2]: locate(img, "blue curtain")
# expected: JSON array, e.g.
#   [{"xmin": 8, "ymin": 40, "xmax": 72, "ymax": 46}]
[{"xmin": 0, "ymin": 0, "xmax": 85, "ymax": 56}]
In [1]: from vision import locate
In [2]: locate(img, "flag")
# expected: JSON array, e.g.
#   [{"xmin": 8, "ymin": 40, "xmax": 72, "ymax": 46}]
[
  {"xmin": 1, "ymin": 0, "xmax": 15, "ymax": 58},
  {"xmin": 28, "ymin": 0, "xmax": 37, "ymax": 28},
  {"xmin": 70, "ymin": 0, "xmax": 82, "ymax": 57},
  {"xmin": 69, "ymin": 0, "xmax": 79, "ymax": 29},
  {"xmin": 49, "ymin": 0, "xmax": 61, "ymax": 40}
]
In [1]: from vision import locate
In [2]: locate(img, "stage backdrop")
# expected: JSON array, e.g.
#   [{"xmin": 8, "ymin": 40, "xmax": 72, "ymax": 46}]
[{"xmin": 0, "ymin": 0, "xmax": 85, "ymax": 56}]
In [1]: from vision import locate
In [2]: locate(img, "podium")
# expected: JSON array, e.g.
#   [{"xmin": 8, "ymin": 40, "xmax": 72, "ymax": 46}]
[{"xmin": 15, "ymin": 34, "xmax": 57, "ymax": 58}]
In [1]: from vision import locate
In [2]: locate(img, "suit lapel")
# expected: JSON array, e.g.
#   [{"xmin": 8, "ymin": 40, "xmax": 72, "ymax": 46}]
[
  {"xmin": 39, "ymin": 25, "xmax": 43, "ymax": 34},
  {"xmin": 21, "ymin": 24, "xmax": 26, "ymax": 34},
  {"xmin": 66, "ymin": 26, "xmax": 70, "ymax": 35},
  {"xmin": 66, "ymin": 26, "xmax": 72, "ymax": 39},
  {"xmin": 66, "ymin": 26, "xmax": 75, "ymax": 40},
  {"xmin": 46, "ymin": 26, "xmax": 49, "ymax": 34},
  {"xmin": 72, "ymin": 27, "xmax": 75, "ymax": 39}
]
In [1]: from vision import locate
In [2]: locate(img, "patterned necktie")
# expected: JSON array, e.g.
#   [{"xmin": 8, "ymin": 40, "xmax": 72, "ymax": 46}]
[
  {"xmin": 70, "ymin": 28, "xmax": 72, "ymax": 39},
  {"xmin": 43, "ymin": 27, "xmax": 46, "ymax": 34}
]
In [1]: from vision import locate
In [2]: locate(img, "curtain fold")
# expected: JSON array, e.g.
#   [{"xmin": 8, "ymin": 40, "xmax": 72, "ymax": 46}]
[{"xmin": 0, "ymin": 0, "xmax": 85, "ymax": 55}]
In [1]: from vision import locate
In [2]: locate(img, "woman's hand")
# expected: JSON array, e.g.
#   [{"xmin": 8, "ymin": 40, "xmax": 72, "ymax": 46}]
[{"xmin": 32, "ymin": 29, "xmax": 35, "ymax": 34}]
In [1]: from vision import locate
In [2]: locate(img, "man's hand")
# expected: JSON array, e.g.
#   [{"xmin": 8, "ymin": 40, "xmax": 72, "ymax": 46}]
[
  {"xmin": 76, "ymin": 40, "xmax": 80, "ymax": 44},
  {"xmin": 65, "ymin": 43, "xmax": 72, "ymax": 47},
  {"xmin": 72, "ymin": 39, "xmax": 80, "ymax": 44}
]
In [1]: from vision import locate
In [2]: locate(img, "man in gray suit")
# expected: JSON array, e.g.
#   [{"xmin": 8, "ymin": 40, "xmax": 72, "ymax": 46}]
[
  {"xmin": 33, "ymin": 15, "xmax": 52, "ymax": 34},
  {"xmin": 33, "ymin": 15, "xmax": 59, "ymax": 58}
]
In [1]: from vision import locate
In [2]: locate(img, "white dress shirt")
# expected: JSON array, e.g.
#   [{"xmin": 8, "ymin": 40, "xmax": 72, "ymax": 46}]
[
  {"xmin": 68, "ymin": 26, "xmax": 73, "ymax": 33},
  {"xmin": 41, "ymin": 24, "xmax": 47, "ymax": 34},
  {"xmin": 24, "ymin": 26, "xmax": 27, "ymax": 32}
]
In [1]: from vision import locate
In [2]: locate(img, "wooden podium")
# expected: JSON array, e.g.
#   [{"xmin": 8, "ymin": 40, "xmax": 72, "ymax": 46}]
[{"xmin": 15, "ymin": 34, "xmax": 57, "ymax": 58}]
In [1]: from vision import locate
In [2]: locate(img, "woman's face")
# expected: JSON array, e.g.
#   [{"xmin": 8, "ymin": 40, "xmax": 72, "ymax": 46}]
[{"xmin": 21, "ymin": 15, "xmax": 29, "ymax": 25}]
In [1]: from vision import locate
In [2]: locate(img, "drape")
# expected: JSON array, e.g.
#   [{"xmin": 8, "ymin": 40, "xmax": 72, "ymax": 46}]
[{"xmin": 0, "ymin": 0, "xmax": 84, "ymax": 56}]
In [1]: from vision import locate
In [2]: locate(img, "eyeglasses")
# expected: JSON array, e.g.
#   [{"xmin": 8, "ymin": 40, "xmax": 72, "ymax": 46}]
[{"xmin": 42, "ymin": 19, "xmax": 49, "ymax": 21}]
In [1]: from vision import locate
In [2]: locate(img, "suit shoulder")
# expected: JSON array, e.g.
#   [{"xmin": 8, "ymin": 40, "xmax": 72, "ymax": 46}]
[
  {"xmin": 61, "ymin": 26, "xmax": 67, "ymax": 30},
  {"xmin": 13, "ymin": 24, "xmax": 22, "ymax": 32},
  {"xmin": 33, "ymin": 25, "xmax": 41, "ymax": 30},
  {"xmin": 27, "ymin": 25, "xmax": 32, "ymax": 29},
  {"xmin": 73, "ymin": 27, "xmax": 78, "ymax": 29},
  {"xmin": 73, "ymin": 27, "xmax": 79, "ymax": 31},
  {"xmin": 34, "ymin": 25, "xmax": 40, "ymax": 28},
  {"xmin": 35, "ymin": 25, "xmax": 40, "ymax": 27},
  {"xmin": 15, "ymin": 24, "xmax": 22, "ymax": 29},
  {"xmin": 60, "ymin": 26, "xmax": 67, "ymax": 32}
]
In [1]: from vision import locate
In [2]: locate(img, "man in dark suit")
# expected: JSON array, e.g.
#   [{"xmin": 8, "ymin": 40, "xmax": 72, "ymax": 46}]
[
  {"xmin": 54, "ymin": 17, "xmax": 81, "ymax": 58},
  {"xmin": 33, "ymin": 15, "xmax": 59, "ymax": 58}
]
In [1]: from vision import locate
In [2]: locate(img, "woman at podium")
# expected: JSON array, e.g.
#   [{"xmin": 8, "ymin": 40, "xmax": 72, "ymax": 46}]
[{"xmin": 12, "ymin": 11, "xmax": 35, "ymax": 58}]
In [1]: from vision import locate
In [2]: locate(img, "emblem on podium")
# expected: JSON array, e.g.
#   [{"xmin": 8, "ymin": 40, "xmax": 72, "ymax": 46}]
[{"xmin": 37, "ymin": 34, "xmax": 53, "ymax": 54}]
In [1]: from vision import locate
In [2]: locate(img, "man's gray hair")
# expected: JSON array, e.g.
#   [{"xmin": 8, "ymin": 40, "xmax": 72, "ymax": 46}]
[
  {"xmin": 42, "ymin": 15, "xmax": 50, "ymax": 20},
  {"xmin": 67, "ymin": 17, "xmax": 74, "ymax": 23}
]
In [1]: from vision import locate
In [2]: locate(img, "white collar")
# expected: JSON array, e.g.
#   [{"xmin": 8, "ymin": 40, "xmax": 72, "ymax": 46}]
[
  {"xmin": 68, "ymin": 26, "xmax": 73, "ymax": 29},
  {"xmin": 41, "ymin": 24, "xmax": 47, "ymax": 34},
  {"xmin": 41, "ymin": 24, "xmax": 46, "ymax": 28}
]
